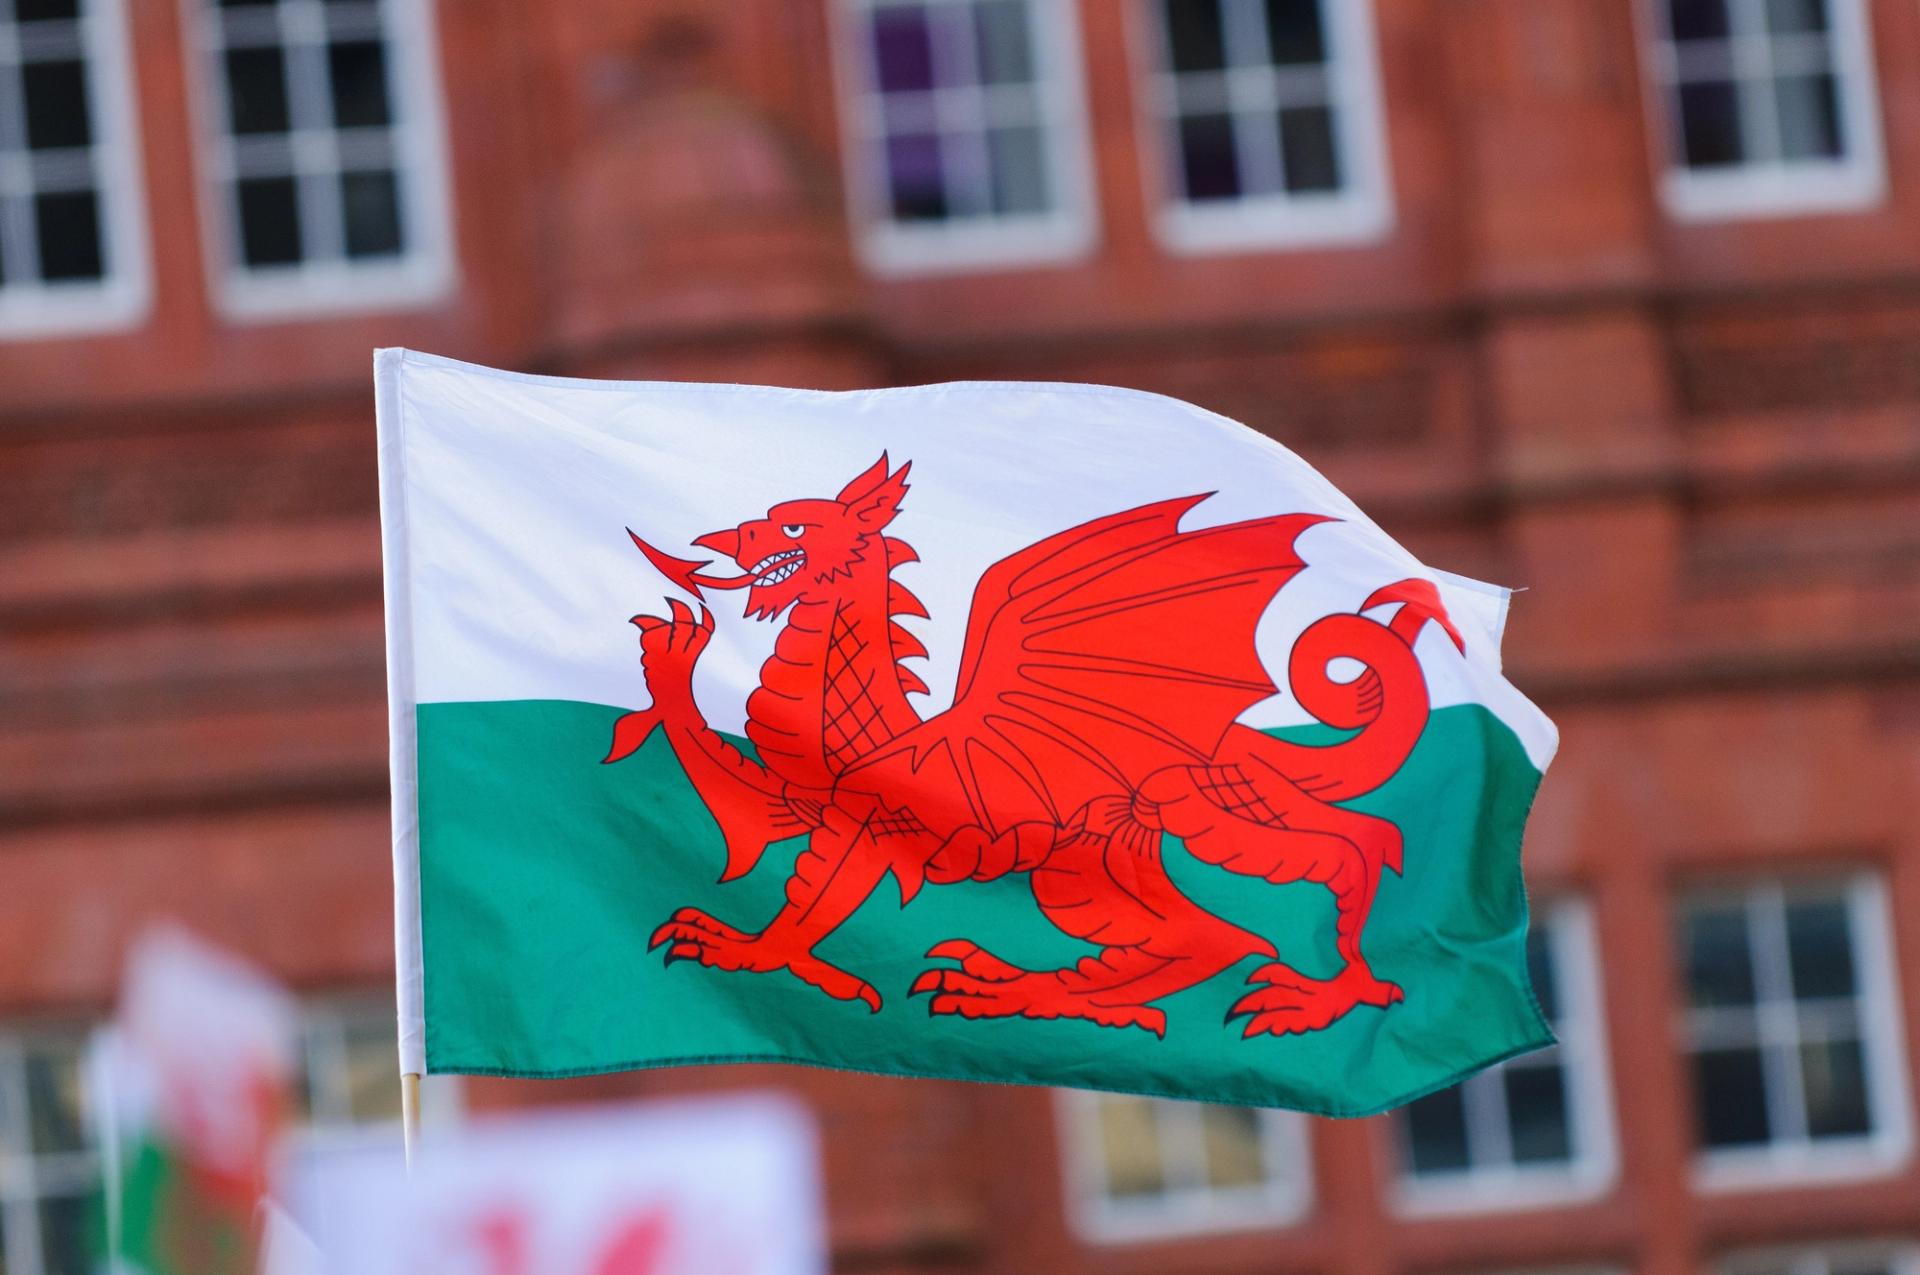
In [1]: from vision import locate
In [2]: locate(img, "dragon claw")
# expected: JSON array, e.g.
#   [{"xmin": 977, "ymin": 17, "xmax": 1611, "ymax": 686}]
[
  {"xmin": 920, "ymin": 939, "xmax": 1025, "ymax": 982},
  {"xmin": 913, "ymin": 960, "xmax": 1166, "ymax": 1035},
  {"xmin": 652, "ymin": 907, "xmax": 882, "ymax": 1012},
  {"xmin": 1228, "ymin": 964, "xmax": 1405, "ymax": 1037}
]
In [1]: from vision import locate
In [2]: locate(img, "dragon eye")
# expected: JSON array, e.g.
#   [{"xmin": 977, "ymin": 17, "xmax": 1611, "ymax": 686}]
[{"xmin": 782, "ymin": 524, "xmax": 806, "ymax": 538}]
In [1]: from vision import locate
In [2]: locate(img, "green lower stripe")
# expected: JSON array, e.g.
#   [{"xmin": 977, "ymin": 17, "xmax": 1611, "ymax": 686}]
[{"xmin": 416, "ymin": 700, "xmax": 1549, "ymax": 1115}]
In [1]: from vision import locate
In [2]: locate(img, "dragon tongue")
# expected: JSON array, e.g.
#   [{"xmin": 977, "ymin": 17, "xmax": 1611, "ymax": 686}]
[{"xmin": 627, "ymin": 528, "xmax": 753, "ymax": 598}]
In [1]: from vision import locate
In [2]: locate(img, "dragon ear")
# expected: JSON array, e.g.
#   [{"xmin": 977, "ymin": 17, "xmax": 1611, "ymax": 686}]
[
  {"xmin": 836, "ymin": 452, "xmax": 893, "ymax": 504},
  {"xmin": 843, "ymin": 455, "xmax": 910, "ymax": 527}
]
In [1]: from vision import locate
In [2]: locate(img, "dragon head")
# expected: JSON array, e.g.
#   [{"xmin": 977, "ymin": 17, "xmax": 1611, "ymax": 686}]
[{"xmin": 629, "ymin": 454, "xmax": 911, "ymax": 620}]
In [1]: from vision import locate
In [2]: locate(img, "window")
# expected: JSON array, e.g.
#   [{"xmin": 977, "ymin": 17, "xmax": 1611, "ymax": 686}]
[
  {"xmin": 1056, "ymin": 1091, "xmax": 1309, "ymax": 1241},
  {"xmin": 1646, "ymin": 0, "xmax": 1884, "ymax": 219},
  {"xmin": 1721, "ymin": 1241, "xmax": 1920, "ymax": 1275},
  {"xmin": 1677, "ymin": 873, "xmax": 1911, "ymax": 1187},
  {"xmin": 0, "ymin": 998, "xmax": 450, "ymax": 1275},
  {"xmin": 293, "ymin": 999, "xmax": 458, "ymax": 1134},
  {"xmin": 188, "ymin": 0, "xmax": 453, "ymax": 316},
  {"xmin": 0, "ymin": 0, "xmax": 146, "ymax": 337},
  {"xmin": 1394, "ymin": 900, "xmax": 1617, "ymax": 1213},
  {"xmin": 833, "ymin": 0, "xmax": 1094, "ymax": 274},
  {"xmin": 0, "ymin": 1027, "xmax": 97, "ymax": 1275},
  {"xmin": 1140, "ymin": 0, "xmax": 1391, "ymax": 252}
]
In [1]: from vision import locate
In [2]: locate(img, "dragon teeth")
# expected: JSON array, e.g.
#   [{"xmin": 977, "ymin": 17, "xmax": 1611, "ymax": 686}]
[{"xmin": 752, "ymin": 550, "xmax": 803, "ymax": 584}]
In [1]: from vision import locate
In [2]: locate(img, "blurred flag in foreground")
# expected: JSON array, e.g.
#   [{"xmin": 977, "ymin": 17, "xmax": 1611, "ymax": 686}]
[
  {"xmin": 377, "ymin": 349, "xmax": 1559, "ymax": 1113},
  {"xmin": 283, "ymin": 1096, "xmax": 822, "ymax": 1275},
  {"xmin": 95, "ymin": 927, "xmax": 298, "ymax": 1275}
]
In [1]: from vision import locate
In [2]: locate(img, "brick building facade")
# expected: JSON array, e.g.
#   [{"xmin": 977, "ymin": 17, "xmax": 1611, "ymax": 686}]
[{"xmin": 3, "ymin": 2, "xmax": 1919, "ymax": 1274}]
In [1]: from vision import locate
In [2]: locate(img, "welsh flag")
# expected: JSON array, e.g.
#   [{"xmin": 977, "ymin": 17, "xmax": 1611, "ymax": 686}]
[
  {"xmin": 377, "ymin": 349, "xmax": 1559, "ymax": 1114},
  {"xmin": 96, "ymin": 928, "xmax": 297, "ymax": 1275}
]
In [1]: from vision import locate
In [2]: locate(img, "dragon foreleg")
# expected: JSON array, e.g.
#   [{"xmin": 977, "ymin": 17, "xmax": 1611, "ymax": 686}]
[
  {"xmin": 606, "ymin": 599, "xmax": 803, "ymax": 880},
  {"xmin": 650, "ymin": 802, "xmax": 894, "ymax": 1011}
]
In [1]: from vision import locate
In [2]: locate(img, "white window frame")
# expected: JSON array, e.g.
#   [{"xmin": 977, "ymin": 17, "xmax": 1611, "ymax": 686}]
[
  {"xmin": 0, "ymin": 1022, "xmax": 101, "ymax": 1275},
  {"xmin": 181, "ymin": 0, "xmax": 455, "ymax": 320},
  {"xmin": 0, "ymin": 0, "xmax": 149, "ymax": 339},
  {"xmin": 828, "ymin": 0, "xmax": 1097, "ymax": 276},
  {"xmin": 1055, "ymin": 1090, "xmax": 1311, "ymax": 1243},
  {"xmin": 1392, "ymin": 898, "xmax": 1619, "ymax": 1216},
  {"xmin": 1679, "ymin": 872, "xmax": 1913, "ymax": 1193},
  {"xmin": 292, "ymin": 996, "xmax": 459, "ymax": 1138},
  {"xmin": 1638, "ymin": 0, "xmax": 1886, "ymax": 221},
  {"xmin": 1131, "ymin": 0, "xmax": 1393, "ymax": 255},
  {"xmin": 1720, "ymin": 1240, "xmax": 1920, "ymax": 1275}
]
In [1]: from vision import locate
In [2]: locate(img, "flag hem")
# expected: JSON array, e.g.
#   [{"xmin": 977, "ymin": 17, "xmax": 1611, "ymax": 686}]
[
  {"xmin": 375, "ymin": 347, "xmax": 428, "ymax": 1076},
  {"xmin": 418, "ymin": 1021, "xmax": 1556, "ymax": 1120}
]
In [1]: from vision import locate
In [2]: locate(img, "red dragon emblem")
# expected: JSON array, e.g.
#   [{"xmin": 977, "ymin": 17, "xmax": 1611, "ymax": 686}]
[{"xmin": 608, "ymin": 456, "xmax": 1463, "ymax": 1038}]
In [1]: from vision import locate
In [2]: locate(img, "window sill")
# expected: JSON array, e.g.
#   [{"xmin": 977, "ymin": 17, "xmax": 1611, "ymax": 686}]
[
  {"xmin": 1389, "ymin": 1163, "xmax": 1617, "ymax": 1218},
  {"xmin": 855, "ymin": 215, "xmax": 1096, "ymax": 278},
  {"xmin": 1155, "ymin": 195, "xmax": 1393, "ymax": 257},
  {"xmin": 1661, "ymin": 163, "xmax": 1887, "ymax": 224},
  {"xmin": 1693, "ymin": 1136, "xmax": 1911, "ymax": 1195}
]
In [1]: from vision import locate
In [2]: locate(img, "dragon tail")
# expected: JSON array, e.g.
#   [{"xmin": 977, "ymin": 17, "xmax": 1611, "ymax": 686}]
[{"xmin": 1245, "ymin": 578, "xmax": 1460, "ymax": 808}]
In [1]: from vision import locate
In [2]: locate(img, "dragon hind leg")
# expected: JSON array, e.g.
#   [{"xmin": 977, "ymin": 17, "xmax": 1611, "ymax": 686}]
[
  {"xmin": 1134, "ymin": 763, "xmax": 1406, "ymax": 1037},
  {"xmin": 910, "ymin": 824, "xmax": 1272, "ymax": 1036}
]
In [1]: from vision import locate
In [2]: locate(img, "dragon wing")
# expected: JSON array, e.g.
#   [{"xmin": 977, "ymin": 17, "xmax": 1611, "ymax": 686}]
[{"xmin": 842, "ymin": 496, "xmax": 1328, "ymax": 836}]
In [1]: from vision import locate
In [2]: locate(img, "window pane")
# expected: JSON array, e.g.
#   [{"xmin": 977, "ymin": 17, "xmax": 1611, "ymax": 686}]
[
  {"xmin": 1163, "ymin": 0, "xmax": 1226, "ymax": 73},
  {"xmin": 1279, "ymin": 105, "xmax": 1339, "ymax": 192},
  {"xmin": 328, "ymin": 40, "xmax": 392, "ymax": 129},
  {"xmin": 871, "ymin": 5, "xmax": 935, "ymax": 93},
  {"xmin": 884, "ymin": 132, "xmax": 948, "ymax": 220},
  {"xmin": 1765, "ymin": 0, "xmax": 1829, "ymax": 33},
  {"xmin": 1505, "ymin": 1064, "xmax": 1573, "ymax": 1164},
  {"xmin": 236, "ymin": 176, "xmax": 302, "ymax": 266},
  {"xmin": 1683, "ymin": 900, "xmax": 1756, "ymax": 1006},
  {"xmin": 16, "ymin": 0, "xmax": 81, "ymax": 20},
  {"xmin": 972, "ymin": 0, "xmax": 1032, "ymax": 85},
  {"xmin": 1801, "ymin": 1037, "xmax": 1870, "ymax": 1138},
  {"xmin": 24, "ymin": 1038, "xmax": 89, "ymax": 1154},
  {"xmin": 224, "ymin": 46, "xmax": 291, "ymax": 135},
  {"xmin": 1785, "ymin": 896, "xmax": 1856, "ymax": 999},
  {"xmin": 1404, "ymin": 1085, "xmax": 1471, "ymax": 1173},
  {"xmin": 339, "ymin": 1016, "xmax": 404, "ymax": 1122},
  {"xmin": 1669, "ymin": 0, "xmax": 1732, "ymax": 40},
  {"xmin": 1096, "ymin": 1097, "xmax": 1167, "ymax": 1198},
  {"xmin": 1693, "ymin": 1046, "xmax": 1771, "ymax": 1147},
  {"xmin": 1679, "ymin": 80, "xmax": 1745, "ymax": 167},
  {"xmin": 987, "ymin": 124, "xmax": 1048, "ymax": 215},
  {"xmin": 1178, "ymin": 113, "xmax": 1240, "ymax": 201},
  {"xmin": 1526, "ymin": 925, "xmax": 1560, "ymax": 1023},
  {"xmin": 23, "ymin": 59, "xmax": 92, "ymax": 150},
  {"xmin": 39, "ymin": 1191, "xmax": 95, "ymax": 1275},
  {"xmin": 1199, "ymin": 1105, "xmax": 1266, "ymax": 1188},
  {"xmin": 289, "ymin": 1039, "xmax": 319, "ymax": 1124},
  {"xmin": 1265, "ymin": 0, "xmax": 1326, "ymax": 66},
  {"xmin": 341, "ymin": 169, "xmax": 403, "ymax": 258},
  {"xmin": 35, "ymin": 189, "xmax": 104, "ymax": 281},
  {"xmin": 1775, "ymin": 73, "xmax": 1842, "ymax": 161}
]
